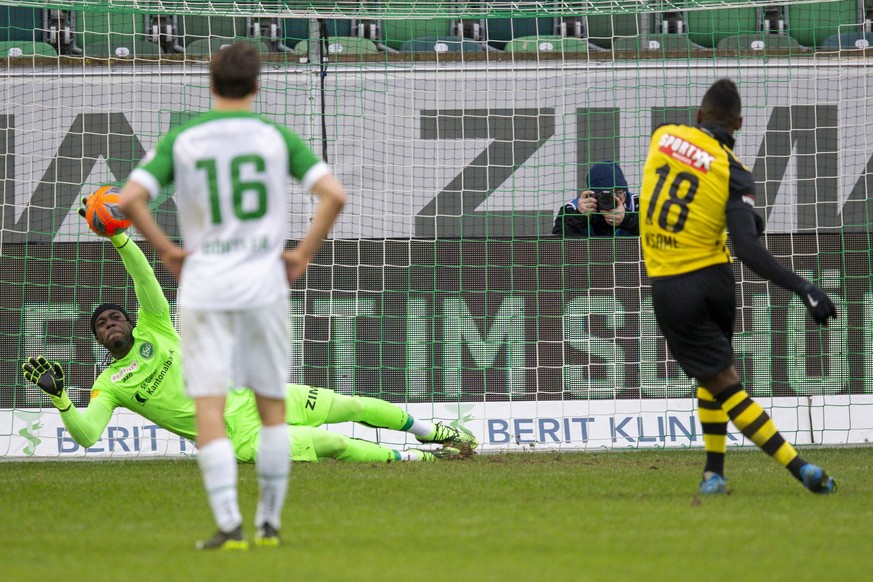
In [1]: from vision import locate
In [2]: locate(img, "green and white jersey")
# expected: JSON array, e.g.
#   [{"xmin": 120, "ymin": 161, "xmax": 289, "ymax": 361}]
[{"xmin": 129, "ymin": 109, "xmax": 330, "ymax": 310}]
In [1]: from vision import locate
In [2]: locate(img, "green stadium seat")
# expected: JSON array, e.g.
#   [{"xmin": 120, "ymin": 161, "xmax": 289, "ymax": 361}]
[
  {"xmin": 0, "ymin": 39, "xmax": 57, "ymax": 57},
  {"xmin": 185, "ymin": 36, "xmax": 271, "ymax": 55},
  {"xmin": 483, "ymin": 0, "xmax": 553, "ymax": 49},
  {"xmin": 178, "ymin": 15, "xmax": 247, "ymax": 47},
  {"xmin": 82, "ymin": 38, "xmax": 163, "ymax": 58},
  {"xmin": 716, "ymin": 32, "xmax": 804, "ymax": 54},
  {"xmin": 485, "ymin": 17, "xmax": 552, "ymax": 50},
  {"xmin": 586, "ymin": 13, "xmax": 640, "ymax": 49},
  {"xmin": 76, "ymin": 11, "xmax": 144, "ymax": 53},
  {"xmin": 280, "ymin": 18, "xmax": 310, "ymax": 49},
  {"xmin": 819, "ymin": 31, "xmax": 873, "ymax": 51},
  {"xmin": 398, "ymin": 35, "xmax": 485, "ymax": 54},
  {"xmin": 503, "ymin": 35, "xmax": 588, "ymax": 54},
  {"xmin": 0, "ymin": 6, "xmax": 39, "ymax": 42},
  {"xmin": 611, "ymin": 34, "xmax": 706, "ymax": 53},
  {"xmin": 291, "ymin": 36, "xmax": 379, "ymax": 56},
  {"xmin": 686, "ymin": 2, "xmax": 759, "ymax": 49},
  {"xmin": 284, "ymin": 18, "xmax": 352, "ymax": 48},
  {"xmin": 382, "ymin": 19, "xmax": 452, "ymax": 51},
  {"xmin": 788, "ymin": 1, "xmax": 862, "ymax": 48}
]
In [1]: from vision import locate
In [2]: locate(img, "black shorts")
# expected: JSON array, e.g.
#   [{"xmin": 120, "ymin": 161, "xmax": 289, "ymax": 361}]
[{"xmin": 651, "ymin": 263, "xmax": 736, "ymax": 380}]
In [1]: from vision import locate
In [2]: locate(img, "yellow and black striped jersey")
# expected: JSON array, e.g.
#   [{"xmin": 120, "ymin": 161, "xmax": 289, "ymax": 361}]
[{"xmin": 640, "ymin": 123, "xmax": 756, "ymax": 278}]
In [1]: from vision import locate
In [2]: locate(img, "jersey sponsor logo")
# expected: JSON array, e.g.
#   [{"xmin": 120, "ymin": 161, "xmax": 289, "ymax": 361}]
[
  {"xmin": 111, "ymin": 360, "xmax": 139, "ymax": 383},
  {"xmin": 742, "ymin": 194, "xmax": 755, "ymax": 206},
  {"xmin": 139, "ymin": 342, "xmax": 155, "ymax": 359},
  {"xmin": 657, "ymin": 133, "xmax": 715, "ymax": 173},
  {"xmin": 132, "ymin": 391, "xmax": 149, "ymax": 406},
  {"xmin": 305, "ymin": 386, "xmax": 319, "ymax": 410},
  {"xmin": 139, "ymin": 348, "xmax": 176, "ymax": 396}
]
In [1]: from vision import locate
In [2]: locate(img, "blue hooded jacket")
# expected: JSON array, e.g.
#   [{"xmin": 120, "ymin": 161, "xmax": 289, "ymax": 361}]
[{"xmin": 553, "ymin": 161, "xmax": 639, "ymax": 237}]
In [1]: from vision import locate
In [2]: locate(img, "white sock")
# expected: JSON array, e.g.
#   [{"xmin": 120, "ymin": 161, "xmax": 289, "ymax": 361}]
[
  {"xmin": 408, "ymin": 419, "xmax": 436, "ymax": 439},
  {"xmin": 255, "ymin": 424, "xmax": 291, "ymax": 530},
  {"xmin": 398, "ymin": 450, "xmax": 422, "ymax": 461},
  {"xmin": 398, "ymin": 449, "xmax": 424, "ymax": 461},
  {"xmin": 197, "ymin": 438, "xmax": 241, "ymax": 533}
]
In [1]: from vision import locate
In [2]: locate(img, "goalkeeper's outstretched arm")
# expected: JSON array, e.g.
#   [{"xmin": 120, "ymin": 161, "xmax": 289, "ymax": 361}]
[
  {"xmin": 110, "ymin": 231, "xmax": 169, "ymax": 318},
  {"xmin": 17, "ymin": 205, "xmax": 164, "ymax": 448},
  {"xmin": 21, "ymin": 356, "xmax": 115, "ymax": 448}
]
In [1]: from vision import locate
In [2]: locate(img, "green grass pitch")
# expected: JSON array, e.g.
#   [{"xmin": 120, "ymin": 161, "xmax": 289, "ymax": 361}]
[{"xmin": 3, "ymin": 447, "xmax": 872, "ymax": 581}]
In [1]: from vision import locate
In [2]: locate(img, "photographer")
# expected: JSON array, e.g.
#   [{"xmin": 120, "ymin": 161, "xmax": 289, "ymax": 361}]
[{"xmin": 552, "ymin": 161, "xmax": 640, "ymax": 237}]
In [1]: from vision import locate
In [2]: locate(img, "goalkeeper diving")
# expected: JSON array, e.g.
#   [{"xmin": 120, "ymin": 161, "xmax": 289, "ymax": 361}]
[{"xmin": 22, "ymin": 204, "xmax": 477, "ymax": 463}]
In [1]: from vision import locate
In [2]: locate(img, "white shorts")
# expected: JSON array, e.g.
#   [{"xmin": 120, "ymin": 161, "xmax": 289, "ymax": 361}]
[{"xmin": 180, "ymin": 296, "xmax": 290, "ymax": 399}]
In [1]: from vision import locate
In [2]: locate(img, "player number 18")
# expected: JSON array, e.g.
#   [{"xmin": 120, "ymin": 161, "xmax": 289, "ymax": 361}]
[{"xmin": 645, "ymin": 163, "xmax": 699, "ymax": 233}]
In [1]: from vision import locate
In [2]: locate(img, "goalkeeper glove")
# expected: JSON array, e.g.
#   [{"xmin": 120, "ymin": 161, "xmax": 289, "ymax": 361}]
[
  {"xmin": 21, "ymin": 355, "xmax": 66, "ymax": 397},
  {"xmin": 798, "ymin": 282, "xmax": 837, "ymax": 326}
]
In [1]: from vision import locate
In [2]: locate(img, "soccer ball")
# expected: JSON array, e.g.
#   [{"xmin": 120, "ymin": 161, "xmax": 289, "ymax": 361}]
[{"xmin": 84, "ymin": 186, "xmax": 131, "ymax": 236}]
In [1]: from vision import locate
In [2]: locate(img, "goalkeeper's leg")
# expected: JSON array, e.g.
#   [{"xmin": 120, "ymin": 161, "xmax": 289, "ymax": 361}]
[
  {"xmin": 325, "ymin": 393, "xmax": 436, "ymax": 437},
  {"xmin": 325, "ymin": 393, "xmax": 477, "ymax": 450},
  {"xmin": 308, "ymin": 428, "xmax": 458, "ymax": 462}
]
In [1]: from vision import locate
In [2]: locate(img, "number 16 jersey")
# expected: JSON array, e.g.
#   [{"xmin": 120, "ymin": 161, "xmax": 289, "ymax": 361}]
[
  {"xmin": 129, "ymin": 109, "xmax": 330, "ymax": 310},
  {"xmin": 640, "ymin": 123, "xmax": 756, "ymax": 279}
]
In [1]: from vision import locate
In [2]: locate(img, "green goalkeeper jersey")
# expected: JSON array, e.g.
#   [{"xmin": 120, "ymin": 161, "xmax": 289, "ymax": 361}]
[
  {"xmin": 51, "ymin": 236, "xmax": 331, "ymax": 462},
  {"xmin": 50, "ymin": 234, "xmax": 196, "ymax": 446}
]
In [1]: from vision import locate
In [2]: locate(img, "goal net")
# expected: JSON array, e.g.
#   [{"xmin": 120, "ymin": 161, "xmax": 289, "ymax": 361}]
[{"xmin": 2, "ymin": 0, "xmax": 872, "ymax": 458}]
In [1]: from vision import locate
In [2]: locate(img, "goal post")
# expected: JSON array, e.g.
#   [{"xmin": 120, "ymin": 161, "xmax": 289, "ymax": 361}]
[{"xmin": 2, "ymin": 0, "xmax": 873, "ymax": 458}]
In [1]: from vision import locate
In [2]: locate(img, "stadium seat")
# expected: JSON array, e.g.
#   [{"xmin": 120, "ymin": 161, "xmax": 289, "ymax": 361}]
[
  {"xmin": 686, "ymin": 2, "xmax": 759, "ymax": 48},
  {"xmin": 184, "ymin": 36, "xmax": 271, "ymax": 55},
  {"xmin": 382, "ymin": 19, "xmax": 452, "ymax": 51},
  {"xmin": 611, "ymin": 33, "xmax": 706, "ymax": 53},
  {"xmin": 281, "ymin": 18, "xmax": 309, "ymax": 51},
  {"xmin": 819, "ymin": 31, "xmax": 873, "ymax": 50},
  {"xmin": 83, "ymin": 38, "xmax": 164, "ymax": 58},
  {"xmin": 586, "ymin": 13, "xmax": 640, "ymax": 49},
  {"xmin": 398, "ymin": 35, "xmax": 485, "ymax": 53},
  {"xmin": 75, "ymin": 10, "xmax": 145, "ymax": 54},
  {"xmin": 291, "ymin": 36, "xmax": 379, "ymax": 56},
  {"xmin": 283, "ymin": 18, "xmax": 352, "ymax": 52},
  {"xmin": 788, "ymin": 1, "xmax": 862, "ymax": 48},
  {"xmin": 0, "ymin": 39, "xmax": 57, "ymax": 57},
  {"xmin": 178, "ymin": 14, "xmax": 247, "ymax": 48},
  {"xmin": 0, "ymin": 6, "xmax": 39, "ymax": 41},
  {"xmin": 485, "ymin": 17, "xmax": 552, "ymax": 50},
  {"xmin": 716, "ymin": 32, "xmax": 804, "ymax": 54},
  {"xmin": 503, "ymin": 35, "xmax": 588, "ymax": 54}
]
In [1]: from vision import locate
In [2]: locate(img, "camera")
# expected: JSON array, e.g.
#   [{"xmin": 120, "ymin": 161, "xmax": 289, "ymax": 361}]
[{"xmin": 593, "ymin": 190, "xmax": 618, "ymax": 211}]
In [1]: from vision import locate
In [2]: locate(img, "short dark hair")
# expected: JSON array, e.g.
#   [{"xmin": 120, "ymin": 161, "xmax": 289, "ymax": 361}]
[
  {"xmin": 699, "ymin": 78, "xmax": 742, "ymax": 127},
  {"xmin": 210, "ymin": 42, "xmax": 260, "ymax": 99}
]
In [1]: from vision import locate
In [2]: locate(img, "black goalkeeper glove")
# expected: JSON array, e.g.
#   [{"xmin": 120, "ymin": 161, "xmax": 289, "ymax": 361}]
[
  {"xmin": 798, "ymin": 282, "xmax": 837, "ymax": 326},
  {"xmin": 21, "ymin": 355, "xmax": 66, "ymax": 397}
]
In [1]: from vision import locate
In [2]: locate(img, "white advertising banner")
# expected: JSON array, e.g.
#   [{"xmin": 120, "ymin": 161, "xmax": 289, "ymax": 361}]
[{"xmin": 4, "ymin": 395, "xmax": 872, "ymax": 458}]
